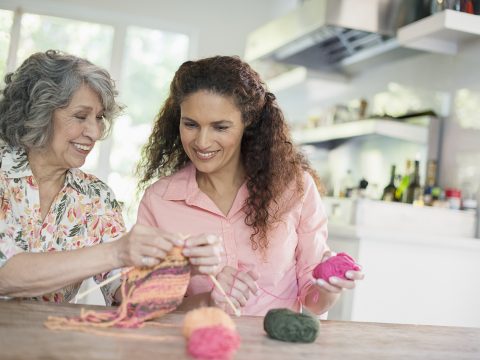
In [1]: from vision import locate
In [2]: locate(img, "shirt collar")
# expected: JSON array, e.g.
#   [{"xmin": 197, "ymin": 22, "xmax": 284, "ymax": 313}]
[
  {"xmin": 162, "ymin": 162, "xmax": 249, "ymax": 218},
  {"xmin": 1, "ymin": 145, "xmax": 88, "ymax": 195},
  {"xmin": 163, "ymin": 162, "xmax": 198, "ymax": 201}
]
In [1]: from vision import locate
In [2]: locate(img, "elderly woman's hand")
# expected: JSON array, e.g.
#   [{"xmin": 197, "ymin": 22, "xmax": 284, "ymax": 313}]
[
  {"xmin": 115, "ymin": 224, "xmax": 183, "ymax": 268},
  {"xmin": 182, "ymin": 234, "xmax": 223, "ymax": 275}
]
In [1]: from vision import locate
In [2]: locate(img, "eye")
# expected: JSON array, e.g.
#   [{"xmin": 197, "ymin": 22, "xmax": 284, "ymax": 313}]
[
  {"xmin": 74, "ymin": 115, "xmax": 87, "ymax": 121},
  {"xmin": 214, "ymin": 125, "xmax": 229, "ymax": 131},
  {"xmin": 183, "ymin": 121, "xmax": 198, "ymax": 128},
  {"xmin": 96, "ymin": 114, "xmax": 105, "ymax": 122}
]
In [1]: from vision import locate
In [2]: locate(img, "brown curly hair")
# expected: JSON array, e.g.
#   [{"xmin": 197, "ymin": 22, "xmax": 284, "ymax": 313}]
[{"xmin": 137, "ymin": 56, "xmax": 321, "ymax": 252}]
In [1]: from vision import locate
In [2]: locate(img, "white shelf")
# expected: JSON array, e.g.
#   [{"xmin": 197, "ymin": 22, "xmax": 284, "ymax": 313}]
[
  {"xmin": 397, "ymin": 10, "xmax": 480, "ymax": 55},
  {"xmin": 292, "ymin": 119, "xmax": 429, "ymax": 145}
]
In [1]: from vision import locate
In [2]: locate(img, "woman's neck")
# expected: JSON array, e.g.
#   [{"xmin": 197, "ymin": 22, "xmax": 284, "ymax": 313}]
[
  {"xmin": 28, "ymin": 151, "xmax": 67, "ymax": 186},
  {"xmin": 196, "ymin": 163, "xmax": 246, "ymax": 197}
]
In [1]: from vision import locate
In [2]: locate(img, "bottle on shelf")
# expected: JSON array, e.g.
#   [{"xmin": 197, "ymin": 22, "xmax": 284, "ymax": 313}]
[
  {"xmin": 395, "ymin": 159, "xmax": 412, "ymax": 202},
  {"xmin": 406, "ymin": 160, "xmax": 423, "ymax": 204},
  {"xmin": 462, "ymin": 0, "xmax": 475, "ymax": 14},
  {"xmin": 381, "ymin": 164, "xmax": 397, "ymax": 202},
  {"xmin": 430, "ymin": 0, "xmax": 446, "ymax": 14},
  {"xmin": 423, "ymin": 159, "xmax": 439, "ymax": 206}
]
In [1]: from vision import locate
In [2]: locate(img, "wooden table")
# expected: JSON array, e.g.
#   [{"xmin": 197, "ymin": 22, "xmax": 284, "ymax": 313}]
[{"xmin": 0, "ymin": 300, "xmax": 479, "ymax": 359}]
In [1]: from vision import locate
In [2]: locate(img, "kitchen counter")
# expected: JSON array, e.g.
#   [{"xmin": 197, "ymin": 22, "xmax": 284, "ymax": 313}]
[
  {"xmin": 322, "ymin": 197, "xmax": 480, "ymax": 327},
  {"xmin": 0, "ymin": 300, "xmax": 479, "ymax": 359}
]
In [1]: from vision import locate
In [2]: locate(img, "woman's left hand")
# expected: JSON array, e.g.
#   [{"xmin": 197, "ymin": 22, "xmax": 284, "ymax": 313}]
[
  {"xmin": 182, "ymin": 234, "xmax": 223, "ymax": 275},
  {"xmin": 314, "ymin": 251, "xmax": 365, "ymax": 293}
]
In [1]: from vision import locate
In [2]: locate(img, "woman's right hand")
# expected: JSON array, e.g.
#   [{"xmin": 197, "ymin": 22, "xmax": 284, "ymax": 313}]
[
  {"xmin": 210, "ymin": 266, "xmax": 259, "ymax": 313},
  {"xmin": 115, "ymin": 224, "xmax": 183, "ymax": 268}
]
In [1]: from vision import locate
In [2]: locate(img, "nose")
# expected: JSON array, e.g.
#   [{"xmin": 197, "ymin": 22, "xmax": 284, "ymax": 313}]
[
  {"xmin": 83, "ymin": 117, "xmax": 102, "ymax": 141},
  {"xmin": 194, "ymin": 128, "xmax": 212, "ymax": 149}
]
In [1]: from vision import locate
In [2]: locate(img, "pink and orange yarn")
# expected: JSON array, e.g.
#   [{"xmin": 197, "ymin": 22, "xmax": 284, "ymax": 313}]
[
  {"xmin": 183, "ymin": 307, "xmax": 241, "ymax": 360},
  {"xmin": 45, "ymin": 247, "xmax": 190, "ymax": 330}
]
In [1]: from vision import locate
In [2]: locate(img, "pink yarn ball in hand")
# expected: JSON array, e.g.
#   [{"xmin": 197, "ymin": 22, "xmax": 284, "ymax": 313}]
[
  {"xmin": 312, "ymin": 252, "xmax": 360, "ymax": 281},
  {"xmin": 187, "ymin": 325, "xmax": 241, "ymax": 360}
]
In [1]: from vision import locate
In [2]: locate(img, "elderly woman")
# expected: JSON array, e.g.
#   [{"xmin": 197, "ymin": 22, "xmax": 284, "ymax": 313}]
[
  {"xmin": 0, "ymin": 50, "xmax": 222, "ymax": 305},
  {"xmin": 136, "ymin": 56, "xmax": 364, "ymax": 316}
]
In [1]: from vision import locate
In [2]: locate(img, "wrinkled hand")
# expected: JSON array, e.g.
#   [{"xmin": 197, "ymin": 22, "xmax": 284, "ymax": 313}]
[
  {"xmin": 182, "ymin": 234, "xmax": 223, "ymax": 275},
  {"xmin": 314, "ymin": 251, "xmax": 365, "ymax": 293},
  {"xmin": 116, "ymin": 224, "xmax": 183, "ymax": 268},
  {"xmin": 210, "ymin": 266, "xmax": 259, "ymax": 314}
]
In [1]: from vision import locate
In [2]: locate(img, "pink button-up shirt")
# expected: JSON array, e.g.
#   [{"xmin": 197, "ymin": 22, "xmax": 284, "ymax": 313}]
[{"xmin": 137, "ymin": 163, "xmax": 328, "ymax": 316}]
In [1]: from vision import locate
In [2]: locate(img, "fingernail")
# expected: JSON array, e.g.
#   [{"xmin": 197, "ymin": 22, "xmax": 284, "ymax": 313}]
[
  {"xmin": 329, "ymin": 277, "xmax": 339, "ymax": 284},
  {"xmin": 345, "ymin": 271, "xmax": 353, "ymax": 279},
  {"xmin": 317, "ymin": 279, "xmax": 326, "ymax": 287},
  {"xmin": 183, "ymin": 249, "xmax": 191, "ymax": 256},
  {"xmin": 174, "ymin": 239, "xmax": 184, "ymax": 246}
]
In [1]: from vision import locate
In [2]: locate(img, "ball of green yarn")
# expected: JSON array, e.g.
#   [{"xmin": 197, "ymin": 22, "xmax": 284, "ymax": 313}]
[{"xmin": 263, "ymin": 308, "xmax": 319, "ymax": 343}]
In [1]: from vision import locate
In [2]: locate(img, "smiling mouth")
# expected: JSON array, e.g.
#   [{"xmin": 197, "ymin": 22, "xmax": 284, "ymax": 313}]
[
  {"xmin": 72, "ymin": 143, "xmax": 93, "ymax": 152},
  {"xmin": 195, "ymin": 150, "xmax": 219, "ymax": 160}
]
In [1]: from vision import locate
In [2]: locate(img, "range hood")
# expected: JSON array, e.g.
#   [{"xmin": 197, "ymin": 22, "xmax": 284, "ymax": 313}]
[{"xmin": 245, "ymin": 0, "xmax": 430, "ymax": 75}]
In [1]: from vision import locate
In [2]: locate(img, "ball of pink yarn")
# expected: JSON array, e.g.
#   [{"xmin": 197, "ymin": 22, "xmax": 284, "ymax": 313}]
[
  {"xmin": 187, "ymin": 325, "xmax": 241, "ymax": 360},
  {"xmin": 312, "ymin": 252, "xmax": 360, "ymax": 281}
]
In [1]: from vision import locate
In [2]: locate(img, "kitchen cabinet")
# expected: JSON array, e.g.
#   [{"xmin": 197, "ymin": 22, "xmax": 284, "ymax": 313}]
[
  {"xmin": 398, "ymin": 9, "xmax": 480, "ymax": 54},
  {"xmin": 324, "ymin": 197, "xmax": 480, "ymax": 327}
]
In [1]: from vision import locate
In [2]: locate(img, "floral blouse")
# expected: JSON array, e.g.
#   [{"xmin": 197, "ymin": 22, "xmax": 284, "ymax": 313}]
[{"xmin": 0, "ymin": 145, "xmax": 126, "ymax": 304}]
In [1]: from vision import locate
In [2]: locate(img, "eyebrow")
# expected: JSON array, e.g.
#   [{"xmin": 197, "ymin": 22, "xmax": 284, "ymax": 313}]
[
  {"xmin": 72, "ymin": 105, "xmax": 105, "ymax": 113},
  {"xmin": 181, "ymin": 116, "xmax": 233, "ymax": 125}
]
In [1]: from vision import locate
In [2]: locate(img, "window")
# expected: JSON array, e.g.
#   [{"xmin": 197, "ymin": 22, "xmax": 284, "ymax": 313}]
[
  {"xmin": 109, "ymin": 27, "xmax": 189, "ymax": 225},
  {"xmin": 18, "ymin": 13, "xmax": 113, "ymax": 68},
  {"xmin": 0, "ymin": 9, "xmax": 13, "ymax": 80},
  {"xmin": 0, "ymin": 7, "xmax": 191, "ymax": 226}
]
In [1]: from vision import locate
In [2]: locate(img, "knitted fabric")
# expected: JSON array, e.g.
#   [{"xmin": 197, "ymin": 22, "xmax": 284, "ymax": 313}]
[{"xmin": 45, "ymin": 247, "xmax": 190, "ymax": 330}]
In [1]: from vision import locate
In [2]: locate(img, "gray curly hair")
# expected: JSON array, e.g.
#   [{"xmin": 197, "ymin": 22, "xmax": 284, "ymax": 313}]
[{"xmin": 0, "ymin": 50, "xmax": 123, "ymax": 149}]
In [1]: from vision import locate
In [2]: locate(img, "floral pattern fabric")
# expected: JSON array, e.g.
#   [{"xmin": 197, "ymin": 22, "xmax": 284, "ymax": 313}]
[{"xmin": 0, "ymin": 145, "xmax": 125, "ymax": 304}]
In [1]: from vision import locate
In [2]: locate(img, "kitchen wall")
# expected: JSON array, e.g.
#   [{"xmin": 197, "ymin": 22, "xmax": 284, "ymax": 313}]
[{"xmin": 275, "ymin": 40, "xmax": 480, "ymax": 195}]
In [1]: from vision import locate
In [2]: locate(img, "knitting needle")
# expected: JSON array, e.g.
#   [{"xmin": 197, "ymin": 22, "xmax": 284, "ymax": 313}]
[
  {"xmin": 209, "ymin": 274, "xmax": 241, "ymax": 317},
  {"xmin": 74, "ymin": 268, "xmax": 131, "ymax": 303},
  {"xmin": 179, "ymin": 233, "xmax": 240, "ymax": 316}
]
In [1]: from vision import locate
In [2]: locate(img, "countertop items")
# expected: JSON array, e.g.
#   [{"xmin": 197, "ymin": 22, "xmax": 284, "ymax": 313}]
[{"xmin": 1, "ymin": 300, "xmax": 479, "ymax": 359}]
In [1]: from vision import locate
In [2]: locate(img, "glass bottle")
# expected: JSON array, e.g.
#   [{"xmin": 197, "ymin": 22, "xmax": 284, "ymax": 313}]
[
  {"xmin": 382, "ymin": 165, "xmax": 397, "ymax": 202},
  {"xmin": 461, "ymin": 0, "xmax": 475, "ymax": 13},
  {"xmin": 395, "ymin": 160, "xmax": 412, "ymax": 202},
  {"xmin": 406, "ymin": 160, "xmax": 422, "ymax": 204},
  {"xmin": 431, "ymin": 0, "xmax": 447, "ymax": 14},
  {"xmin": 423, "ymin": 159, "xmax": 438, "ymax": 206}
]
